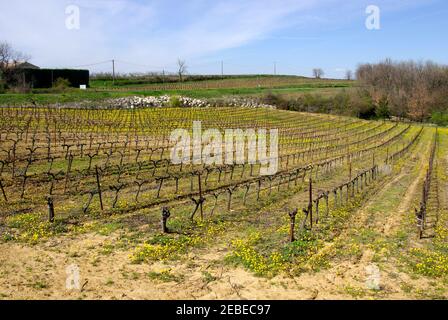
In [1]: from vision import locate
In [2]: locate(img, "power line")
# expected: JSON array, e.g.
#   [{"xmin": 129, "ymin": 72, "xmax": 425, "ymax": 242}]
[
  {"xmin": 69, "ymin": 60, "xmax": 112, "ymax": 68},
  {"xmin": 66, "ymin": 58, "xmax": 304, "ymax": 76},
  {"xmin": 114, "ymin": 59, "xmax": 173, "ymax": 71},
  {"xmin": 112, "ymin": 59, "xmax": 115, "ymax": 85}
]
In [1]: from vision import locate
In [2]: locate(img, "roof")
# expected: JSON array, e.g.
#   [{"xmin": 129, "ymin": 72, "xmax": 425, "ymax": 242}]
[{"xmin": 3, "ymin": 61, "xmax": 40, "ymax": 69}]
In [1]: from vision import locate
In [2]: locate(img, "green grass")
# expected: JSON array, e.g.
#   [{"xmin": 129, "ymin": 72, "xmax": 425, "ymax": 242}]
[
  {"xmin": 89, "ymin": 74, "xmax": 309, "ymax": 87},
  {"xmin": 147, "ymin": 270, "xmax": 184, "ymax": 283},
  {"xmin": 0, "ymin": 91, "xmax": 130, "ymax": 106},
  {"xmin": 31, "ymin": 281, "xmax": 49, "ymax": 290},
  {"xmin": 0, "ymin": 86, "xmax": 347, "ymax": 106},
  {"xmin": 90, "ymin": 75, "xmax": 350, "ymax": 88}
]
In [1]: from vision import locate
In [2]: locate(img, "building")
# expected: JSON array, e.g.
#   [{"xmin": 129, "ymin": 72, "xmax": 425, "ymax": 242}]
[
  {"xmin": 3, "ymin": 61, "xmax": 40, "ymax": 70},
  {"xmin": 4, "ymin": 62, "xmax": 89, "ymax": 88},
  {"xmin": 12, "ymin": 61, "xmax": 40, "ymax": 69}
]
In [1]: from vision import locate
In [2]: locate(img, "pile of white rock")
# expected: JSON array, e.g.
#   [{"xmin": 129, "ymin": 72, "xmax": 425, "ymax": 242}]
[
  {"xmin": 93, "ymin": 95, "xmax": 276, "ymax": 110},
  {"xmin": 178, "ymin": 96, "xmax": 212, "ymax": 108},
  {"xmin": 102, "ymin": 95, "xmax": 212, "ymax": 109},
  {"xmin": 219, "ymin": 97, "xmax": 276, "ymax": 109},
  {"xmin": 106, "ymin": 95, "xmax": 171, "ymax": 109}
]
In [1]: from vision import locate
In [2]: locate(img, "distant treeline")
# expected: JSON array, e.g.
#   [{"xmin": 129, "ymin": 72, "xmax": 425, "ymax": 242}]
[{"xmin": 356, "ymin": 59, "xmax": 448, "ymax": 123}]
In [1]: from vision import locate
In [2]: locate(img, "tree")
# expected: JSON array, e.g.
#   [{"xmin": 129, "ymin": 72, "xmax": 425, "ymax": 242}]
[
  {"xmin": 408, "ymin": 81, "xmax": 431, "ymax": 121},
  {"xmin": 312, "ymin": 68, "xmax": 324, "ymax": 79},
  {"xmin": 53, "ymin": 77, "xmax": 71, "ymax": 91},
  {"xmin": 355, "ymin": 59, "xmax": 448, "ymax": 121},
  {"xmin": 177, "ymin": 59, "xmax": 187, "ymax": 82},
  {"xmin": 345, "ymin": 70, "xmax": 353, "ymax": 81},
  {"xmin": 375, "ymin": 95, "xmax": 391, "ymax": 119},
  {"xmin": 0, "ymin": 41, "xmax": 30, "ymax": 87}
]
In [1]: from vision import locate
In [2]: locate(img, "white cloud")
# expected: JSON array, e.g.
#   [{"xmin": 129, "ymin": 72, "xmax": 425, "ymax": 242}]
[
  {"xmin": 0, "ymin": 0, "xmax": 155, "ymax": 68},
  {"xmin": 119, "ymin": 0, "xmax": 325, "ymax": 72},
  {"xmin": 0, "ymin": 0, "xmax": 321, "ymax": 71},
  {"xmin": 0, "ymin": 0, "xmax": 435, "ymax": 73}
]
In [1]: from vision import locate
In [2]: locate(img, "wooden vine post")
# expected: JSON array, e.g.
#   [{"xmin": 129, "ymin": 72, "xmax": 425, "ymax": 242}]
[
  {"xmin": 63, "ymin": 153, "xmax": 74, "ymax": 194},
  {"xmin": 386, "ymin": 147, "xmax": 389, "ymax": 165},
  {"xmin": 161, "ymin": 207, "xmax": 170, "ymax": 233},
  {"xmin": 198, "ymin": 173, "xmax": 204, "ymax": 220},
  {"xmin": 288, "ymin": 209, "xmax": 298, "ymax": 242},
  {"xmin": 415, "ymin": 207, "xmax": 424, "ymax": 239},
  {"xmin": 308, "ymin": 178, "xmax": 313, "ymax": 229},
  {"xmin": 257, "ymin": 179, "xmax": 261, "ymax": 201},
  {"xmin": 348, "ymin": 157, "xmax": 352, "ymax": 182},
  {"xmin": 95, "ymin": 166, "xmax": 104, "ymax": 211},
  {"xmin": 47, "ymin": 196, "xmax": 55, "ymax": 223},
  {"xmin": 0, "ymin": 179, "xmax": 7, "ymax": 202}
]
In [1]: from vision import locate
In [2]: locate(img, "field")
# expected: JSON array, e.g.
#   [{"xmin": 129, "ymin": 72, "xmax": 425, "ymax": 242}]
[
  {"xmin": 90, "ymin": 75, "xmax": 351, "ymax": 91},
  {"xmin": 0, "ymin": 105, "xmax": 447, "ymax": 300},
  {"xmin": 0, "ymin": 76, "xmax": 351, "ymax": 106}
]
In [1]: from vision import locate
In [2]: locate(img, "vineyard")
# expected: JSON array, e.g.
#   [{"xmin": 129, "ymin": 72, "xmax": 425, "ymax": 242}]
[
  {"xmin": 0, "ymin": 105, "xmax": 447, "ymax": 300},
  {"xmin": 91, "ymin": 76, "xmax": 350, "ymax": 92}
]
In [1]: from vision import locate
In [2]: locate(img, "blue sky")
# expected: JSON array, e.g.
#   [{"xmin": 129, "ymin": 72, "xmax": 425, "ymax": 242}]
[{"xmin": 0, "ymin": 0, "xmax": 447, "ymax": 78}]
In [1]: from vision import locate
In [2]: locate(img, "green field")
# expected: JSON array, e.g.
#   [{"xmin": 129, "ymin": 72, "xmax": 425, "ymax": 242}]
[{"xmin": 0, "ymin": 76, "xmax": 352, "ymax": 106}]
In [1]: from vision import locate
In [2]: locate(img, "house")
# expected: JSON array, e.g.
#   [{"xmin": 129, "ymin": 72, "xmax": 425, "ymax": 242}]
[{"xmin": 3, "ymin": 61, "xmax": 40, "ymax": 69}]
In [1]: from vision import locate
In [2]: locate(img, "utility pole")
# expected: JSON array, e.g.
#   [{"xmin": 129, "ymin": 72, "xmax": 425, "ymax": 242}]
[
  {"xmin": 221, "ymin": 60, "xmax": 224, "ymax": 79},
  {"xmin": 112, "ymin": 59, "xmax": 115, "ymax": 86}
]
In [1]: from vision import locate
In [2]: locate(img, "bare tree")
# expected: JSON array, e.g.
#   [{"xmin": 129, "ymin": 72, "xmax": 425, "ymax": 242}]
[
  {"xmin": 177, "ymin": 59, "xmax": 187, "ymax": 82},
  {"xmin": 0, "ymin": 41, "xmax": 30, "ymax": 86},
  {"xmin": 312, "ymin": 68, "xmax": 324, "ymax": 79},
  {"xmin": 0, "ymin": 42, "xmax": 13, "ymax": 70},
  {"xmin": 356, "ymin": 59, "xmax": 448, "ymax": 121},
  {"xmin": 345, "ymin": 70, "xmax": 353, "ymax": 81}
]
